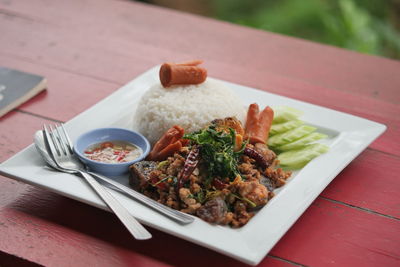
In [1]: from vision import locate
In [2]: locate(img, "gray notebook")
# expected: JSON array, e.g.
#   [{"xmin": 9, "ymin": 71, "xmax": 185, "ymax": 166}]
[{"xmin": 0, "ymin": 67, "xmax": 47, "ymax": 118}]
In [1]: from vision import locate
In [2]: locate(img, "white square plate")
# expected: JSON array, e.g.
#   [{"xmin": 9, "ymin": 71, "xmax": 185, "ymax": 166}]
[{"xmin": 0, "ymin": 66, "xmax": 386, "ymax": 265}]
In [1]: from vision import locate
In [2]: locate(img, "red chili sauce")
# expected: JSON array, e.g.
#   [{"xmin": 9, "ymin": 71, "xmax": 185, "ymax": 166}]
[{"xmin": 84, "ymin": 141, "xmax": 142, "ymax": 163}]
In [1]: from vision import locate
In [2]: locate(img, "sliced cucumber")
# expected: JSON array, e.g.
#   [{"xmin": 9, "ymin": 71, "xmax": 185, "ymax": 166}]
[
  {"xmin": 268, "ymin": 125, "xmax": 316, "ymax": 147},
  {"xmin": 272, "ymin": 106, "xmax": 303, "ymax": 123},
  {"xmin": 270, "ymin": 120, "xmax": 304, "ymax": 136},
  {"xmin": 277, "ymin": 143, "xmax": 329, "ymax": 169},
  {"xmin": 276, "ymin": 132, "xmax": 328, "ymax": 151}
]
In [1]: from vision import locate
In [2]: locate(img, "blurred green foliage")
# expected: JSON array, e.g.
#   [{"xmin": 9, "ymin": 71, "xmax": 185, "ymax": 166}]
[{"xmin": 212, "ymin": 0, "xmax": 400, "ymax": 59}]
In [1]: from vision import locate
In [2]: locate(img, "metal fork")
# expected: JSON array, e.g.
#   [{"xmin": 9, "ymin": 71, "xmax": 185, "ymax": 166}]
[{"xmin": 43, "ymin": 124, "xmax": 152, "ymax": 240}]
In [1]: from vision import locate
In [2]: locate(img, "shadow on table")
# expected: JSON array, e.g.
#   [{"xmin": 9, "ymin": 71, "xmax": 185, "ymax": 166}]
[{"xmin": 0, "ymin": 250, "xmax": 43, "ymax": 267}]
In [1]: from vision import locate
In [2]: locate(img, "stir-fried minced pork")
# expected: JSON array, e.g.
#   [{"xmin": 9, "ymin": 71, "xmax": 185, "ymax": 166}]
[
  {"xmin": 179, "ymin": 188, "xmax": 201, "ymax": 214},
  {"xmin": 129, "ymin": 117, "xmax": 291, "ymax": 227},
  {"xmin": 236, "ymin": 180, "xmax": 269, "ymax": 207},
  {"xmin": 265, "ymin": 167, "xmax": 292, "ymax": 187}
]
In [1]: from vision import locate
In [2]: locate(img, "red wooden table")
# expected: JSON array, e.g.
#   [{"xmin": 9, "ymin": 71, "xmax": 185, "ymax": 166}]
[{"xmin": 1, "ymin": 0, "xmax": 399, "ymax": 266}]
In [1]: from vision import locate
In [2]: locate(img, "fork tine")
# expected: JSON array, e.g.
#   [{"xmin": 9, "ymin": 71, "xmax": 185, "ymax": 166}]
[
  {"xmin": 43, "ymin": 125, "xmax": 59, "ymax": 160},
  {"xmin": 60, "ymin": 123, "xmax": 74, "ymax": 154},
  {"xmin": 54, "ymin": 123, "xmax": 70, "ymax": 156},
  {"xmin": 48, "ymin": 124, "xmax": 63, "ymax": 156}
]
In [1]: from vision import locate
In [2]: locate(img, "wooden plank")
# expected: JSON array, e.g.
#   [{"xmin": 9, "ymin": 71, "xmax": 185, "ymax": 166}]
[
  {"xmin": 0, "ymin": 41, "xmax": 398, "ymax": 157},
  {"xmin": 0, "ymin": 111, "xmax": 56, "ymax": 162},
  {"xmin": 0, "ymin": 175, "xmax": 297, "ymax": 267},
  {"xmin": 1, "ymin": 0, "xmax": 400, "ymax": 104},
  {"xmin": 0, "ymin": 181, "xmax": 171, "ymax": 267},
  {"xmin": 210, "ymin": 63, "xmax": 400, "ymax": 156},
  {"xmin": 1, "ymin": 107, "xmax": 398, "ymax": 219},
  {"xmin": 0, "ymin": 111, "xmax": 298, "ymax": 266},
  {"xmin": 271, "ymin": 198, "xmax": 400, "ymax": 267},
  {"xmin": 0, "ymin": 57, "xmax": 397, "ymax": 219},
  {"xmin": 260, "ymin": 257, "xmax": 300, "ymax": 267},
  {"xmin": 0, "ymin": 20, "xmax": 398, "ymax": 223},
  {"xmin": 0, "ymin": 4, "xmax": 399, "ymax": 156},
  {"xmin": 0, "ymin": 55, "xmax": 120, "ymax": 122},
  {"xmin": 321, "ymin": 149, "xmax": 400, "ymax": 218},
  {"xmin": 0, "ymin": 1, "xmax": 399, "ymax": 266},
  {"xmin": 1, "ymin": 1, "xmax": 400, "ymax": 109},
  {"xmin": 0, "ymin": 175, "xmax": 398, "ymax": 266},
  {"xmin": 0, "ymin": 112, "xmax": 398, "ymax": 266}
]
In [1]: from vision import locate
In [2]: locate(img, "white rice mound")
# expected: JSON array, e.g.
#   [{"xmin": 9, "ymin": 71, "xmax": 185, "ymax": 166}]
[{"xmin": 133, "ymin": 79, "xmax": 246, "ymax": 144}]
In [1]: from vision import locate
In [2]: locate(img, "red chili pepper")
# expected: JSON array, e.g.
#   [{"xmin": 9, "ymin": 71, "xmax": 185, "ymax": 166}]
[
  {"xmin": 244, "ymin": 147, "xmax": 269, "ymax": 169},
  {"xmin": 177, "ymin": 146, "xmax": 199, "ymax": 189},
  {"xmin": 101, "ymin": 142, "xmax": 114, "ymax": 149},
  {"xmin": 113, "ymin": 151, "xmax": 120, "ymax": 155},
  {"xmin": 150, "ymin": 177, "xmax": 168, "ymax": 190},
  {"xmin": 156, "ymin": 182, "xmax": 167, "ymax": 190},
  {"xmin": 117, "ymin": 151, "xmax": 126, "ymax": 161},
  {"xmin": 85, "ymin": 150, "xmax": 93, "ymax": 154},
  {"xmin": 212, "ymin": 178, "xmax": 228, "ymax": 190}
]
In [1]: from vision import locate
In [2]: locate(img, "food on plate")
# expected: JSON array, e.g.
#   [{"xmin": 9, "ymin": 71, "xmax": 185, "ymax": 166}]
[
  {"xmin": 130, "ymin": 108, "xmax": 292, "ymax": 227},
  {"xmin": 277, "ymin": 132, "xmax": 328, "ymax": 152},
  {"xmin": 268, "ymin": 125, "xmax": 317, "ymax": 147},
  {"xmin": 147, "ymin": 125, "xmax": 187, "ymax": 161},
  {"xmin": 245, "ymin": 103, "xmax": 274, "ymax": 144},
  {"xmin": 129, "ymin": 60, "xmax": 330, "ymax": 226},
  {"xmin": 84, "ymin": 141, "xmax": 142, "ymax": 164},
  {"xmin": 269, "ymin": 120, "xmax": 303, "ymax": 135},
  {"xmin": 272, "ymin": 106, "xmax": 303, "ymax": 124},
  {"xmin": 269, "ymin": 106, "xmax": 329, "ymax": 169},
  {"xmin": 133, "ymin": 61, "xmax": 246, "ymax": 144},
  {"xmin": 277, "ymin": 143, "xmax": 329, "ymax": 169},
  {"xmin": 159, "ymin": 60, "xmax": 207, "ymax": 88}
]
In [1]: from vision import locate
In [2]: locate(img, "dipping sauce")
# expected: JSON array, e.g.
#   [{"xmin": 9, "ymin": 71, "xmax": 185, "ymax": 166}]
[{"xmin": 84, "ymin": 141, "xmax": 142, "ymax": 164}]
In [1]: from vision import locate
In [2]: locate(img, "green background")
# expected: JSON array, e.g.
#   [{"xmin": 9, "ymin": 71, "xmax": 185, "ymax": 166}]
[{"xmin": 142, "ymin": 0, "xmax": 400, "ymax": 59}]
